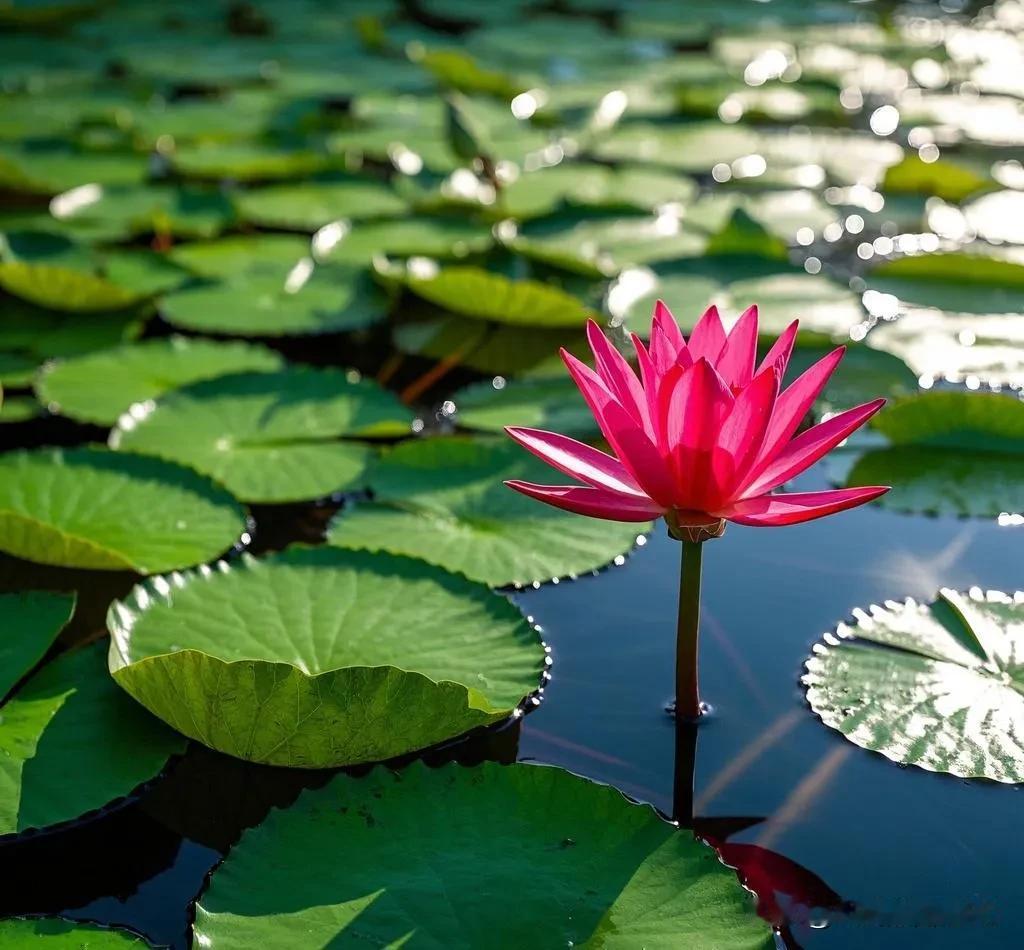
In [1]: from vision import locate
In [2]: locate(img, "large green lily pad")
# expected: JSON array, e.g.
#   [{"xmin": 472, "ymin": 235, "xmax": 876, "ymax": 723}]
[
  {"xmin": 0, "ymin": 447, "xmax": 246, "ymax": 573},
  {"xmin": 108, "ymin": 547, "xmax": 544, "ymax": 767},
  {"xmin": 110, "ymin": 368, "xmax": 413, "ymax": 503},
  {"xmin": 0, "ymin": 590, "xmax": 75, "ymax": 699},
  {"xmin": 450, "ymin": 376, "xmax": 596, "ymax": 437},
  {"xmin": 234, "ymin": 179, "xmax": 408, "ymax": 231},
  {"xmin": 804, "ymin": 587, "xmax": 1024, "ymax": 782},
  {"xmin": 1, "ymin": 640, "xmax": 185, "ymax": 835},
  {"xmin": 0, "ymin": 261, "xmax": 142, "ymax": 313},
  {"xmin": 845, "ymin": 391, "xmax": 1024, "ymax": 517},
  {"xmin": 193, "ymin": 761, "xmax": 772, "ymax": 948},
  {"xmin": 159, "ymin": 266, "xmax": 390, "ymax": 337},
  {"xmin": 36, "ymin": 337, "xmax": 284, "ymax": 426},
  {"xmin": 0, "ymin": 918, "xmax": 150, "ymax": 947},
  {"xmin": 327, "ymin": 437, "xmax": 649, "ymax": 587}
]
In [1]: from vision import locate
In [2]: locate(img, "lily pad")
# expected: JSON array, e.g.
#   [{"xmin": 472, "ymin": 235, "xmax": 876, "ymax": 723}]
[
  {"xmin": 159, "ymin": 266, "xmax": 390, "ymax": 337},
  {"xmin": 614, "ymin": 257, "xmax": 865, "ymax": 340},
  {"xmin": 235, "ymin": 179, "xmax": 409, "ymax": 231},
  {"xmin": 387, "ymin": 264, "xmax": 593, "ymax": 327},
  {"xmin": 592, "ymin": 120, "xmax": 761, "ymax": 172},
  {"xmin": 0, "ymin": 395, "xmax": 42, "ymax": 424},
  {"xmin": 36, "ymin": 337, "xmax": 284, "ymax": 426},
  {"xmin": 0, "ymin": 590, "xmax": 75, "ymax": 699},
  {"xmin": 169, "ymin": 235, "xmax": 310, "ymax": 280},
  {"xmin": 0, "ymin": 447, "xmax": 246, "ymax": 573},
  {"xmin": 108, "ymin": 547, "xmax": 544, "ymax": 767},
  {"xmin": 844, "ymin": 391, "xmax": 1024, "ymax": 517},
  {"xmin": 0, "ymin": 261, "xmax": 142, "ymax": 313},
  {"xmin": 326, "ymin": 217, "xmax": 494, "ymax": 263},
  {"xmin": 193, "ymin": 761, "xmax": 772, "ymax": 948},
  {"xmin": 804, "ymin": 587, "xmax": 1024, "ymax": 782},
  {"xmin": 451, "ymin": 376, "xmax": 596, "ymax": 437},
  {"xmin": 0, "ymin": 299, "xmax": 143, "ymax": 359},
  {"xmin": 882, "ymin": 154, "xmax": 992, "ymax": 203},
  {"xmin": 171, "ymin": 143, "xmax": 332, "ymax": 182},
  {"xmin": 0, "ymin": 919, "xmax": 149, "ymax": 947},
  {"xmin": 0, "ymin": 640, "xmax": 184, "ymax": 835},
  {"xmin": 111, "ymin": 369, "xmax": 413, "ymax": 504},
  {"xmin": 327, "ymin": 437, "xmax": 649, "ymax": 587}
]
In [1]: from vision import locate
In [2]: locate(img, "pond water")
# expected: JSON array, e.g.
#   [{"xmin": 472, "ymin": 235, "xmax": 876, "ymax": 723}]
[{"xmin": 2, "ymin": 0, "xmax": 1023, "ymax": 946}]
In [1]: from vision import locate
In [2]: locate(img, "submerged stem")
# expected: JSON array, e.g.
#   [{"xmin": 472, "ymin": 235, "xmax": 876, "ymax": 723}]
[{"xmin": 675, "ymin": 539, "xmax": 703, "ymax": 721}]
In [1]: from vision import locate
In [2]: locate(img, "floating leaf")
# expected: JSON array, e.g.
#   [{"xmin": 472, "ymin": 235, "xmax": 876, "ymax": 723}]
[
  {"xmin": 159, "ymin": 266, "xmax": 390, "ymax": 337},
  {"xmin": 845, "ymin": 391, "xmax": 1024, "ymax": 517},
  {"xmin": 615, "ymin": 257, "xmax": 865, "ymax": 340},
  {"xmin": 0, "ymin": 351, "xmax": 36, "ymax": 387},
  {"xmin": 0, "ymin": 447, "xmax": 246, "ymax": 572},
  {"xmin": 326, "ymin": 216, "xmax": 494, "ymax": 263},
  {"xmin": 882, "ymin": 154, "xmax": 992, "ymax": 203},
  {"xmin": 0, "ymin": 261, "xmax": 142, "ymax": 313},
  {"xmin": 0, "ymin": 590, "xmax": 75, "ymax": 699},
  {"xmin": 592, "ymin": 120, "xmax": 761, "ymax": 172},
  {"xmin": 193, "ymin": 761, "xmax": 772, "ymax": 948},
  {"xmin": 108, "ymin": 547, "xmax": 544, "ymax": 767},
  {"xmin": 0, "ymin": 299, "xmax": 142, "ymax": 359},
  {"xmin": 804, "ymin": 588, "xmax": 1024, "ymax": 782},
  {"xmin": 387, "ymin": 264, "xmax": 593, "ymax": 327},
  {"xmin": 0, "ymin": 144, "xmax": 146, "ymax": 196},
  {"xmin": 169, "ymin": 235, "xmax": 310, "ymax": 280},
  {"xmin": 451, "ymin": 376, "xmax": 596, "ymax": 437},
  {"xmin": 37, "ymin": 337, "xmax": 284, "ymax": 426},
  {"xmin": 0, "ymin": 641, "xmax": 184, "ymax": 835},
  {"xmin": 327, "ymin": 437, "xmax": 649, "ymax": 587},
  {"xmin": 0, "ymin": 395, "xmax": 41, "ymax": 424},
  {"xmin": 111, "ymin": 369, "xmax": 412, "ymax": 504},
  {"xmin": 0, "ymin": 919, "xmax": 149, "ymax": 947},
  {"xmin": 171, "ymin": 143, "xmax": 333, "ymax": 182},
  {"xmin": 234, "ymin": 179, "xmax": 408, "ymax": 231}
]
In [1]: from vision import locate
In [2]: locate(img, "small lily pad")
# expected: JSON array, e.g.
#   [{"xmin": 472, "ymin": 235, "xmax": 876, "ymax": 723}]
[
  {"xmin": 36, "ymin": 337, "xmax": 284, "ymax": 425},
  {"xmin": 327, "ymin": 437, "xmax": 649, "ymax": 587},
  {"xmin": 804, "ymin": 587, "xmax": 1024, "ymax": 782},
  {"xmin": 108, "ymin": 547, "xmax": 544, "ymax": 767},
  {"xmin": 0, "ymin": 590, "xmax": 75, "ymax": 699},
  {"xmin": 845, "ymin": 391, "xmax": 1024, "ymax": 517},
  {"xmin": 0, "ymin": 395, "xmax": 42, "ymax": 424},
  {"xmin": 234, "ymin": 179, "xmax": 408, "ymax": 231},
  {"xmin": 0, "ymin": 447, "xmax": 246, "ymax": 572},
  {"xmin": 193, "ymin": 761, "xmax": 772, "ymax": 948},
  {"xmin": 111, "ymin": 369, "xmax": 413, "ymax": 503},
  {"xmin": 0, "ymin": 918, "xmax": 150, "ymax": 947},
  {"xmin": 451, "ymin": 376, "xmax": 596, "ymax": 437},
  {"xmin": 0, "ymin": 640, "xmax": 185, "ymax": 835},
  {"xmin": 387, "ymin": 263, "xmax": 593, "ymax": 327}
]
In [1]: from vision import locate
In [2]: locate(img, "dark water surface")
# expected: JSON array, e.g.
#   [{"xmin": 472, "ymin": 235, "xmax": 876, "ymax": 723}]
[{"xmin": 2, "ymin": 458, "xmax": 1021, "ymax": 948}]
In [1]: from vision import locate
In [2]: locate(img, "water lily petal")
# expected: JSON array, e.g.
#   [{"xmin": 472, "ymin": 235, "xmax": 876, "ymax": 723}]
[
  {"xmin": 505, "ymin": 426, "xmax": 644, "ymax": 496},
  {"xmin": 686, "ymin": 304, "xmax": 727, "ymax": 364},
  {"xmin": 715, "ymin": 305, "xmax": 759, "ymax": 391},
  {"xmin": 714, "ymin": 362, "xmax": 782, "ymax": 497},
  {"xmin": 505, "ymin": 480, "xmax": 664, "ymax": 522},
  {"xmin": 756, "ymin": 319, "xmax": 799, "ymax": 378},
  {"xmin": 720, "ymin": 486, "xmax": 889, "ymax": 526},
  {"xmin": 742, "ymin": 398, "xmax": 886, "ymax": 497},
  {"xmin": 650, "ymin": 299, "xmax": 688, "ymax": 373},
  {"xmin": 586, "ymin": 321, "xmax": 651, "ymax": 436}
]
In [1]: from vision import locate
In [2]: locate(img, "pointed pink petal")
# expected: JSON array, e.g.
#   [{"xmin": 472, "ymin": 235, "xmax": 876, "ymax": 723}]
[
  {"xmin": 650, "ymin": 300, "xmax": 689, "ymax": 374},
  {"xmin": 505, "ymin": 480, "xmax": 664, "ymax": 522},
  {"xmin": 505, "ymin": 426, "xmax": 644, "ymax": 496},
  {"xmin": 712, "ymin": 362, "xmax": 781, "ymax": 498},
  {"xmin": 561, "ymin": 349, "xmax": 677, "ymax": 507},
  {"xmin": 756, "ymin": 319, "xmax": 799, "ymax": 378},
  {"xmin": 719, "ymin": 486, "xmax": 889, "ymax": 527},
  {"xmin": 632, "ymin": 332, "xmax": 664, "ymax": 442},
  {"xmin": 715, "ymin": 305, "xmax": 759, "ymax": 391},
  {"xmin": 662, "ymin": 359, "xmax": 735, "ymax": 509},
  {"xmin": 586, "ymin": 320, "xmax": 651, "ymax": 435},
  {"xmin": 741, "ymin": 398, "xmax": 886, "ymax": 497},
  {"xmin": 750, "ymin": 346, "xmax": 846, "ymax": 475},
  {"xmin": 686, "ymin": 305, "xmax": 727, "ymax": 364}
]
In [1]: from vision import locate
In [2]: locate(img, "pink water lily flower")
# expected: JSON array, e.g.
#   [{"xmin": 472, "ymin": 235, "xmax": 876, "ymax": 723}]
[{"xmin": 505, "ymin": 302, "xmax": 888, "ymax": 533}]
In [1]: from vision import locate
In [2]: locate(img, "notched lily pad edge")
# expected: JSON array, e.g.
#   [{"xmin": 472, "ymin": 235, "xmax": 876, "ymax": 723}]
[{"xmin": 801, "ymin": 586, "xmax": 1024, "ymax": 785}]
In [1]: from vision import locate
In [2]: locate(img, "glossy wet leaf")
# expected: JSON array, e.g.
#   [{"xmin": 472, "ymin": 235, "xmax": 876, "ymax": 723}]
[
  {"xmin": 616, "ymin": 257, "xmax": 864, "ymax": 340},
  {"xmin": 111, "ymin": 369, "xmax": 412, "ymax": 503},
  {"xmin": 0, "ymin": 641, "xmax": 185, "ymax": 835},
  {"xmin": 388, "ymin": 264, "xmax": 593, "ymax": 328},
  {"xmin": 451, "ymin": 376, "xmax": 597, "ymax": 438},
  {"xmin": 37, "ymin": 337, "xmax": 284, "ymax": 426},
  {"xmin": 159, "ymin": 266, "xmax": 390, "ymax": 337},
  {"xmin": 108, "ymin": 547, "xmax": 544, "ymax": 767},
  {"xmin": 0, "ymin": 447, "xmax": 246, "ymax": 572},
  {"xmin": 804, "ymin": 587, "xmax": 1024, "ymax": 782},
  {"xmin": 0, "ymin": 918, "xmax": 150, "ymax": 947},
  {"xmin": 193, "ymin": 761, "xmax": 772, "ymax": 949},
  {"xmin": 844, "ymin": 391, "xmax": 1024, "ymax": 517},
  {"xmin": 0, "ymin": 590, "xmax": 75, "ymax": 699},
  {"xmin": 0, "ymin": 261, "xmax": 142, "ymax": 312},
  {"xmin": 882, "ymin": 154, "xmax": 992, "ymax": 203},
  {"xmin": 234, "ymin": 179, "xmax": 408, "ymax": 231},
  {"xmin": 327, "ymin": 437, "xmax": 649, "ymax": 587}
]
